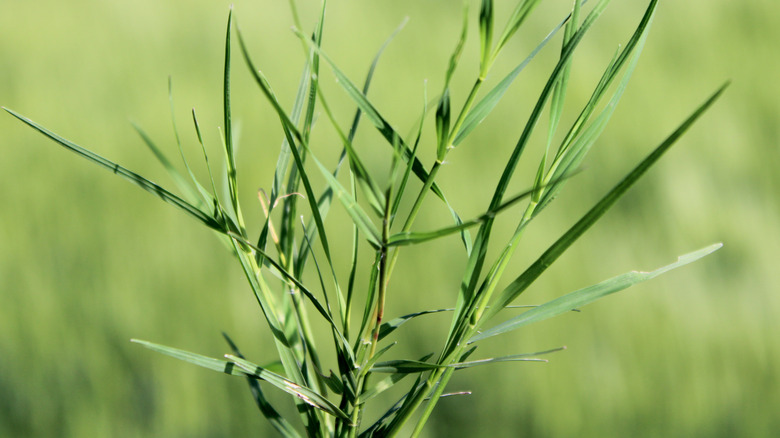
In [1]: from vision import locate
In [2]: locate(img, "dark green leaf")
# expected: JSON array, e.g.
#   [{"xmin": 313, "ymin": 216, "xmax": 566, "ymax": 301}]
[
  {"xmin": 435, "ymin": 89, "xmax": 451, "ymax": 160},
  {"xmin": 479, "ymin": 0, "xmax": 494, "ymax": 75}
]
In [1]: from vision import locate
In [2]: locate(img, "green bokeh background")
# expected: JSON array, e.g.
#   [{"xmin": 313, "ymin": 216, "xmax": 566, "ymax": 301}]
[{"xmin": 1, "ymin": 1, "xmax": 777, "ymax": 437}]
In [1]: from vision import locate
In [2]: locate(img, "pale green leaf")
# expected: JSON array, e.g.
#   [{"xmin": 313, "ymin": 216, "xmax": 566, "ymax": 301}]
[{"xmin": 471, "ymin": 244, "xmax": 723, "ymax": 342}]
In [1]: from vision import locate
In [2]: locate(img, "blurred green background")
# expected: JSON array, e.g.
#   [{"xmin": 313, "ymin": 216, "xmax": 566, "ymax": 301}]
[{"xmin": 1, "ymin": 0, "xmax": 777, "ymax": 437}]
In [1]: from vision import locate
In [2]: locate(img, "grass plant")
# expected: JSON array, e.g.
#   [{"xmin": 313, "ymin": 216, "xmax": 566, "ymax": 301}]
[{"xmin": 4, "ymin": 0, "xmax": 727, "ymax": 436}]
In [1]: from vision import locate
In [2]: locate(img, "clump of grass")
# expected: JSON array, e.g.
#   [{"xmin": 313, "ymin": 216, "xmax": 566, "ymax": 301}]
[{"xmin": 4, "ymin": 0, "xmax": 726, "ymax": 436}]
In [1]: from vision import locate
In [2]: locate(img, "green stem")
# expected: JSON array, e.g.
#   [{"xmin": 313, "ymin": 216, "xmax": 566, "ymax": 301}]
[{"xmin": 447, "ymin": 76, "xmax": 484, "ymax": 147}]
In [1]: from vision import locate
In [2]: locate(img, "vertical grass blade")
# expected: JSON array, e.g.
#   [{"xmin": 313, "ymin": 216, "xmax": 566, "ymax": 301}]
[
  {"xmin": 221, "ymin": 8, "xmax": 245, "ymax": 236},
  {"xmin": 478, "ymin": 0, "xmax": 494, "ymax": 76}
]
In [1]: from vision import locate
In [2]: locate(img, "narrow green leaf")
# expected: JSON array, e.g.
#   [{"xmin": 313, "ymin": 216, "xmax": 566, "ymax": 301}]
[
  {"xmin": 369, "ymin": 360, "xmax": 440, "ymax": 374},
  {"xmin": 480, "ymin": 83, "xmax": 728, "ymax": 324},
  {"xmin": 390, "ymin": 97, "xmax": 424, "ymax": 224},
  {"xmin": 130, "ymin": 122, "xmax": 205, "ymax": 209},
  {"xmin": 537, "ymin": 0, "xmax": 658, "ymax": 215},
  {"xmin": 358, "ymin": 373, "xmax": 408, "ymax": 404},
  {"xmin": 221, "ymin": 8, "xmax": 244, "ymax": 236},
  {"xmin": 166, "ymin": 79, "xmax": 220, "ymax": 217},
  {"xmin": 311, "ymin": 155, "xmax": 382, "ymax": 248},
  {"xmin": 316, "ymin": 90, "xmax": 386, "ymax": 217},
  {"xmin": 378, "ymin": 309, "xmax": 452, "ymax": 341},
  {"xmin": 191, "ymin": 109, "xmax": 233, "ymax": 230},
  {"xmin": 132, "ymin": 339, "xmax": 244, "ymax": 376},
  {"xmin": 453, "ymin": 15, "xmax": 564, "ymax": 146},
  {"xmin": 226, "ymin": 231, "xmax": 355, "ymax": 365},
  {"xmin": 444, "ymin": 1, "xmax": 469, "ymax": 85},
  {"xmin": 370, "ymin": 347, "xmax": 561, "ymax": 373},
  {"xmin": 388, "ymin": 171, "xmax": 576, "ymax": 247},
  {"xmin": 222, "ymin": 334, "xmax": 301, "ymax": 438},
  {"xmin": 297, "ymin": 17, "xmax": 407, "ymax": 286},
  {"xmin": 453, "ymin": 347, "xmax": 565, "ymax": 368},
  {"xmin": 314, "ymin": 366, "xmax": 346, "ymax": 397},
  {"xmin": 358, "ymin": 352, "xmax": 433, "ymax": 404},
  {"xmin": 292, "ymin": 27, "xmax": 398, "ymax": 146},
  {"xmin": 291, "ymin": 28, "xmax": 446, "ymax": 203},
  {"xmin": 492, "ymin": 0, "xmax": 544, "ymax": 59},
  {"xmin": 546, "ymin": 0, "xmax": 582, "ymax": 144},
  {"xmin": 446, "ymin": 0, "xmax": 630, "ymax": 351},
  {"xmin": 355, "ymin": 251, "xmax": 383, "ymax": 352},
  {"xmin": 294, "ymin": 28, "xmax": 474, "ymax": 255},
  {"xmin": 435, "ymin": 89, "xmax": 451, "ymax": 161},
  {"xmin": 358, "ymin": 373, "xmax": 426, "ymax": 438},
  {"xmin": 461, "ymin": 3, "xmax": 659, "ymax": 348},
  {"xmin": 4, "ymin": 108, "xmax": 222, "ymax": 231},
  {"xmin": 236, "ymin": 26, "xmax": 335, "ymax": 264},
  {"xmin": 471, "ymin": 244, "xmax": 723, "ymax": 342},
  {"xmin": 226, "ymin": 355, "xmax": 353, "ymax": 423},
  {"xmin": 478, "ymin": 0, "xmax": 494, "ymax": 76}
]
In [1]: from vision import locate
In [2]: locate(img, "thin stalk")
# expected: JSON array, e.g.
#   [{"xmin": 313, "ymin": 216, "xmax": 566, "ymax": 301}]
[
  {"xmin": 368, "ymin": 202, "xmax": 391, "ymax": 361},
  {"xmin": 446, "ymin": 77, "xmax": 485, "ymax": 148},
  {"xmin": 470, "ymin": 196, "xmax": 537, "ymax": 325},
  {"xmin": 345, "ymin": 182, "xmax": 395, "ymax": 436},
  {"xmin": 409, "ymin": 366, "xmax": 455, "ymax": 437}
]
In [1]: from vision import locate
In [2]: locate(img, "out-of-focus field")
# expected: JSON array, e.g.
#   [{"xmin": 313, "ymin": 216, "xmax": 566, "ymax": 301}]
[{"xmin": 1, "ymin": 1, "xmax": 777, "ymax": 437}]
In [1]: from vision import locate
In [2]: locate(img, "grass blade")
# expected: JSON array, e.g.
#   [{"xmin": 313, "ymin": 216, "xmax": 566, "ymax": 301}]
[
  {"xmin": 226, "ymin": 355, "xmax": 353, "ymax": 423},
  {"xmin": 452, "ymin": 347, "xmax": 565, "ymax": 368},
  {"xmin": 222, "ymin": 334, "xmax": 301, "ymax": 438},
  {"xmin": 166, "ymin": 78, "xmax": 221, "ymax": 214},
  {"xmin": 226, "ymin": 231, "xmax": 355, "ymax": 364},
  {"xmin": 435, "ymin": 89, "xmax": 451, "ymax": 161},
  {"xmin": 445, "ymin": 0, "xmax": 622, "ymax": 350},
  {"xmin": 291, "ymin": 27, "xmax": 455, "ymax": 210},
  {"xmin": 316, "ymin": 90, "xmax": 386, "ymax": 217},
  {"xmin": 478, "ymin": 0, "xmax": 494, "ymax": 76},
  {"xmin": 4, "ymin": 108, "xmax": 223, "ymax": 231},
  {"xmin": 537, "ymin": 0, "xmax": 658, "ymax": 214},
  {"xmin": 378, "ymin": 309, "xmax": 452, "ymax": 341},
  {"xmin": 221, "ymin": 8, "xmax": 244, "ymax": 235},
  {"xmin": 131, "ymin": 339, "xmax": 244, "ymax": 376},
  {"xmin": 454, "ymin": 1, "xmax": 659, "ymax": 347},
  {"xmin": 387, "ymin": 173, "xmax": 576, "ymax": 247},
  {"xmin": 453, "ymin": 12, "xmax": 564, "ymax": 146},
  {"xmin": 492, "ymin": 0, "xmax": 544, "ymax": 59},
  {"xmin": 236, "ymin": 25, "xmax": 335, "ymax": 263},
  {"xmin": 311, "ymin": 155, "xmax": 382, "ymax": 248},
  {"xmin": 480, "ymin": 82, "xmax": 729, "ymax": 323},
  {"xmin": 471, "ymin": 244, "xmax": 723, "ymax": 342},
  {"xmin": 130, "ymin": 121, "xmax": 206, "ymax": 209},
  {"xmin": 444, "ymin": 1, "xmax": 469, "ymax": 86}
]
